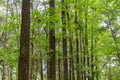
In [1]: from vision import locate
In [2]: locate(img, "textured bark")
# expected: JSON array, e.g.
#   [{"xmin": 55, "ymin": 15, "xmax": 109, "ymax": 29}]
[
  {"xmin": 47, "ymin": 0, "xmax": 56, "ymax": 80},
  {"xmin": 18, "ymin": 0, "xmax": 30, "ymax": 80},
  {"xmin": 61, "ymin": 0, "xmax": 68, "ymax": 80}
]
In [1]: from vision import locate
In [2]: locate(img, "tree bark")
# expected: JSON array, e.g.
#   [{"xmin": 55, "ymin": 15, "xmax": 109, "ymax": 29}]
[
  {"xmin": 40, "ymin": 52, "xmax": 43, "ymax": 80},
  {"xmin": 18, "ymin": 0, "xmax": 30, "ymax": 79},
  {"xmin": 47, "ymin": 0, "xmax": 56, "ymax": 80},
  {"xmin": 75, "ymin": 0, "xmax": 80, "ymax": 79},
  {"xmin": 61, "ymin": 0, "xmax": 68, "ymax": 80}
]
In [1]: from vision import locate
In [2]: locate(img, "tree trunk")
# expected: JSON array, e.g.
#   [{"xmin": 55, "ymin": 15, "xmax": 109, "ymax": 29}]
[
  {"xmin": 75, "ymin": 0, "xmax": 80, "ymax": 79},
  {"xmin": 2, "ymin": 62, "xmax": 5, "ymax": 80},
  {"xmin": 66, "ymin": 4, "xmax": 75, "ymax": 80},
  {"xmin": 29, "ymin": 43, "xmax": 34, "ymax": 80},
  {"xmin": 79, "ymin": 27, "xmax": 83, "ymax": 80},
  {"xmin": 18, "ymin": 0, "xmax": 30, "ymax": 79},
  {"xmin": 47, "ymin": 0, "xmax": 56, "ymax": 80},
  {"xmin": 61, "ymin": 0, "xmax": 68, "ymax": 80},
  {"xmin": 58, "ymin": 42, "xmax": 63, "ymax": 80},
  {"xmin": 40, "ymin": 52, "xmax": 43, "ymax": 80},
  {"xmin": 91, "ymin": 8, "xmax": 95, "ymax": 80}
]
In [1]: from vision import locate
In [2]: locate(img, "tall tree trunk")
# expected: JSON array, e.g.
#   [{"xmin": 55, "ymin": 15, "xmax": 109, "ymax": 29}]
[
  {"xmin": 66, "ymin": 4, "xmax": 75, "ymax": 80},
  {"xmin": 40, "ymin": 52, "xmax": 43, "ymax": 80},
  {"xmin": 91, "ymin": 8, "xmax": 95, "ymax": 80},
  {"xmin": 6, "ymin": 0, "xmax": 8, "ymax": 24},
  {"xmin": 61, "ymin": 0, "xmax": 68, "ymax": 80},
  {"xmin": 58, "ymin": 42, "xmax": 63, "ymax": 80},
  {"xmin": 10, "ymin": 67, "xmax": 12, "ymax": 80},
  {"xmin": 84, "ymin": 1, "xmax": 89, "ymax": 80},
  {"xmin": 29, "ymin": 43, "xmax": 34, "ymax": 80},
  {"xmin": 68, "ymin": 22, "xmax": 75, "ymax": 80},
  {"xmin": 68, "ymin": 27, "xmax": 75, "ymax": 80},
  {"xmin": 47, "ymin": 0, "xmax": 56, "ymax": 80},
  {"xmin": 69, "ymin": 33, "xmax": 75, "ymax": 80},
  {"xmin": 75, "ymin": 0, "xmax": 80, "ymax": 79},
  {"xmin": 79, "ymin": 27, "xmax": 83, "ymax": 80},
  {"xmin": 18, "ymin": 0, "xmax": 30, "ymax": 79}
]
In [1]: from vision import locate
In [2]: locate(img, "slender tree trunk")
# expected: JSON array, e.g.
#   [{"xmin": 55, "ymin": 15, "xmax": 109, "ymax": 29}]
[
  {"xmin": 75, "ymin": 29, "xmax": 80, "ymax": 80},
  {"xmin": 58, "ymin": 55, "xmax": 61, "ymax": 80},
  {"xmin": 69, "ymin": 33, "xmax": 75, "ymax": 80},
  {"xmin": 61, "ymin": 0, "xmax": 68, "ymax": 80},
  {"xmin": 58, "ymin": 42, "xmax": 63, "ymax": 80},
  {"xmin": 40, "ymin": 52, "xmax": 43, "ymax": 80},
  {"xmin": 10, "ymin": 67, "xmax": 12, "ymax": 80},
  {"xmin": 68, "ymin": 23, "xmax": 75, "ymax": 80},
  {"xmin": 74, "ymin": 0, "xmax": 81, "ymax": 79},
  {"xmin": 18, "ymin": 0, "xmax": 30, "ymax": 79},
  {"xmin": 79, "ymin": 27, "xmax": 83, "ymax": 80},
  {"xmin": 47, "ymin": 0, "xmax": 56, "ymax": 80},
  {"xmin": 66, "ymin": 5, "xmax": 75, "ymax": 80},
  {"xmin": 91, "ymin": 8, "xmax": 95, "ymax": 80},
  {"xmin": 2, "ymin": 62, "xmax": 5, "ymax": 80},
  {"xmin": 29, "ymin": 43, "xmax": 34, "ymax": 80},
  {"xmin": 6, "ymin": 0, "xmax": 8, "ymax": 24},
  {"xmin": 84, "ymin": 1, "xmax": 89, "ymax": 80}
]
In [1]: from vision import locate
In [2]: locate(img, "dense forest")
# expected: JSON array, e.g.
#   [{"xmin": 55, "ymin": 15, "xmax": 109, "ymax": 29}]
[{"xmin": 0, "ymin": 0, "xmax": 120, "ymax": 80}]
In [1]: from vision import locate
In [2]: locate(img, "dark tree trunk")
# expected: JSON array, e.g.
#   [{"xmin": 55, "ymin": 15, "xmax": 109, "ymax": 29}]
[
  {"xmin": 18, "ymin": 0, "xmax": 30, "ymax": 80},
  {"xmin": 69, "ymin": 33, "xmax": 75, "ymax": 80},
  {"xmin": 75, "ymin": 0, "xmax": 80, "ymax": 79},
  {"xmin": 47, "ymin": 0, "xmax": 56, "ymax": 80},
  {"xmin": 91, "ymin": 8, "xmax": 95, "ymax": 80},
  {"xmin": 61, "ymin": 0, "xmax": 68, "ymax": 80},
  {"xmin": 80, "ymin": 27, "xmax": 83, "ymax": 80}
]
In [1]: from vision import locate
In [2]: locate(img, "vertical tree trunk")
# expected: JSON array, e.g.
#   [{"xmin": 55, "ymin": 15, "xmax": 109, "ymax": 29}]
[
  {"xmin": 61, "ymin": 0, "xmax": 68, "ymax": 80},
  {"xmin": 91, "ymin": 8, "xmax": 95, "ymax": 80},
  {"xmin": 29, "ymin": 43, "xmax": 34, "ymax": 80},
  {"xmin": 18, "ymin": 0, "xmax": 30, "ymax": 80},
  {"xmin": 69, "ymin": 33, "xmax": 75, "ymax": 80},
  {"xmin": 66, "ymin": 5, "xmax": 75, "ymax": 80},
  {"xmin": 10, "ymin": 67, "xmax": 12, "ymax": 80},
  {"xmin": 84, "ymin": 1, "xmax": 89, "ymax": 80},
  {"xmin": 75, "ymin": 0, "xmax": 80, "ymax": 79},
  {"xmin": 2, "ymin": 62, "xmax": 5, "ymax": 80},
  {"xmin": 47, "ymin": 0, "xmax": 56, "ymax": 80},
  {"xmin": 40, "ymin": 52, "xmax": 43, "ymax": 80},
  {"xmin": 58, "ymin": 42, "xmax": 63, "ymax": 80},
  {"xmin": 68, "ymin": 23, "xmax": 75, "ymax": 80},
  {"xmin": 79, "ymin": 27, "xmax": 83, "ymax": 80},
  {"xmin": 6, "ymin": 0, "xmax": 8, "ymax": 24}
]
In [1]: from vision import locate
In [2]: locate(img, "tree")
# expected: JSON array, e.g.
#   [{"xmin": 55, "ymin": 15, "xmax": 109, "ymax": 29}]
[
  {"xmin": 18, "ymin": 0, "xmax": 30, "ymax": 80},
  {"xmin": 61, "ymin": 0, "xmax": 68, "ymax": 80},
  {"xmin": 47, "ymin": 0, "xmax": 56, "ymax": 80}
]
